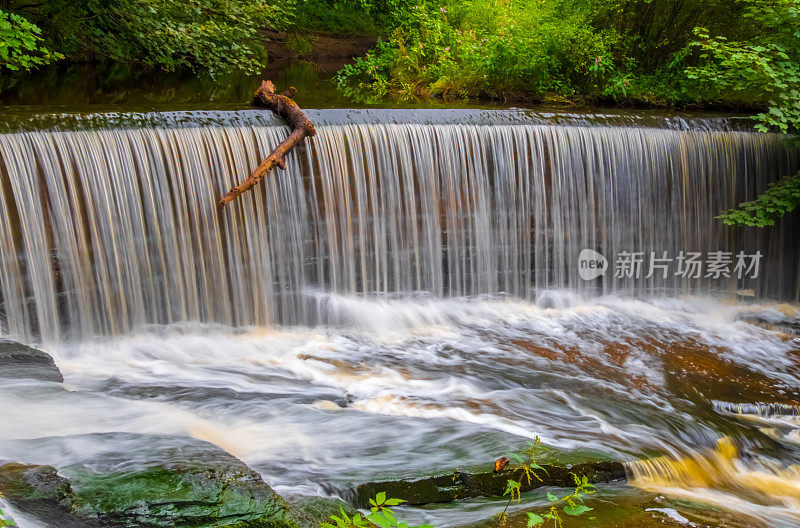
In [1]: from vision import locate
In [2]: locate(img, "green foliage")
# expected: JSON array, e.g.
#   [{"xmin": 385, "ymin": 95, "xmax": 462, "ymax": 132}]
[
  {"xmin": 321, "ymin": 506, "xmax": 373, "ymax": 528},
  {"xmin": 684, "ymin": 0, "xmax": 800, "ymax": 133},
  {"xmin": 525, "ymin": 474, "xmax": 596, "ymax": 528},
  {"xmin": 334, "ymin": 0, "xmax": 758, "ymax": 104},
  {"xmin": 336, "ymin": 0, "xmax": 624, "ymax": 102},
  {"xmin": 291, "ymin": 0, "xmax": 380, "ymax": 34},
  {"xmin": 0, "ymin": 493, "xmax": 16, "ymax": 527},
  {"xmin": 0, "ymin": 9, "xmax": 62, "ymax": 71},
  {"xmin": 8, "ymin": 0, "xmax": 293, "ymax": 76},
  {"xmin": 497, "ymin": 437, "xmax": 595, "ymax": 528},
  {"xmin": 681, "ymin": 0, "xmax": 800, "ymax": 225},
  {"xmin": 503, "ymin": 479, "xmax": 521, "ymax": 503},
  {"xmin": 322, "ymin": 494, "xmax": 432, "ymax": 528},
  {"xmin": 717, "ymin": 171, "xmax": 800, "ymax": 227}
]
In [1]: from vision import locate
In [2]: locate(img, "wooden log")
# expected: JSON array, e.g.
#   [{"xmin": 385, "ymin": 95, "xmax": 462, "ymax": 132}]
[{"xmin": 218, "ymin": 80, "xmax": 316, "ymax": 207}]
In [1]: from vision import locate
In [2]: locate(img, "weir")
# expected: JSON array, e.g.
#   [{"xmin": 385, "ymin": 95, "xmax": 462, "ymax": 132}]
[{"xmin": 0, "ymin": 111, "xmax": 798, "ymax": 342}]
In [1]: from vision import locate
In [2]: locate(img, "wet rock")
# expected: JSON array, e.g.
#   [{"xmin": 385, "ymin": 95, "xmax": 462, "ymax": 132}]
[
  {"xmin": 0, "ymin": 339, "xmax": 63, "ymax": 382},
  {"xmin": 347, "ymin": 460, "xmax": 626, "ymax": 508},
  {"xmin": 287, "ymin": 496, "xmax": 361, "ymax": 528},
  {"xmin": 0, "ymin": 434, "xmax": 307, "ymax": 528},
  {"xmin": 0, "ymin": 463, "xmax": 91, "ymax": 527},
  {"xmin": 737, "ymin": 308, "xmax": 800, "ymax": 335}
]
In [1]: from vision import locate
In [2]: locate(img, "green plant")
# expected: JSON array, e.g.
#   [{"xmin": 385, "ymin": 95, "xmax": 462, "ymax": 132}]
[
  {"xmin": 496, "ymin": 437, "xmax": 595, "ymax": 528},
  {"xmin": 682, "ymin": 0, "xmax": 800, "ymax": 225},
  {"xmin": 0, "ymin": 493, "xmax": 16, "ymax": 527},
  {"xmin": 324, "ymin": 441, "xmax": 594, "ymax": 528},
  {"xmin": 525, "ymin": 475, "xmax": 596, "ymax": 528},
  {"xmin": 0, "ymin": 9, "xmax": 62, "ymax": 71},
  {"xmin": 717, "ymin": 171, "xmax": 800, "ymax": 227},
  {"xmin": 322, "ymin": 493, "xmax": 432, "ymax": 528}
]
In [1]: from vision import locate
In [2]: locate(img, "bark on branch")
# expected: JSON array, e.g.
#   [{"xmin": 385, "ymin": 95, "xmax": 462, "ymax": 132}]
[{"xmin": 218, "ymin": 80, "xmax": 316, "ymax": 207}]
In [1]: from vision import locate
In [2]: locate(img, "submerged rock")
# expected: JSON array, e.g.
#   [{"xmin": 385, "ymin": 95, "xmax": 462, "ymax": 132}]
[
  {"xmin": 737, "ymin": 308, "xmax": 800, "ymax": 335},
  {"xmin": 346, "ymin": 460, "xmax": 626, "ymax": 507},
  {"xmin": 0, "ymin": 339, "xmax": 63, "ymax": 382},
  {"xmin": 0, "ymin": 434, "xmax": 308, "ymax": 528}
]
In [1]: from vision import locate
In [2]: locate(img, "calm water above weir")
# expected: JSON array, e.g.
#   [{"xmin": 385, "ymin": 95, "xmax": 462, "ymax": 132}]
[{"xmin": 0, "ymin": 108, "xmax": 799, "ymax": 527}]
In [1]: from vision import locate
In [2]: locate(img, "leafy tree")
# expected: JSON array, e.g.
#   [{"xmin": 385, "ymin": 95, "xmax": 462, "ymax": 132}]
[
  {"xmin": 684, "ymin": 0, "xmax": 800, "ymax": 226},
  {"xmin": 685, "ymin": 0, "xmax": 800, "ymax": 133},
  {"xmin": 2, "ymin": 0, "xmax": 294, "ymax": 76},
  {"xmin": 0, "ymin": 8, "xmax": 61, "ymax": 70},
  {"xmin": 718, "ymin": 171, "xmax": 800, "ymax": 227}
]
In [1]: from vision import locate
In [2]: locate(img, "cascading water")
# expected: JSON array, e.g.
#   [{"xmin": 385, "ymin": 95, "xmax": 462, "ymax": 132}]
[
  {"xmin": 2, "ymin": 110, "xmax": 800, "ymax": 528},
  {"xmin": 0, "ymin": 111, "xmax": 798, "ymax": 342}
]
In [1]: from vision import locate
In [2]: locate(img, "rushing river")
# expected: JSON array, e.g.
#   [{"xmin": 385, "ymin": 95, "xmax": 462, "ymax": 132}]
[{"xmin": 0, "ymin": 110, "xmax": 799, "ymax": 527}]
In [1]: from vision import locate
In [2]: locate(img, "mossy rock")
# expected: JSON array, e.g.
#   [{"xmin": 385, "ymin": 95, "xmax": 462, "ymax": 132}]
[
  {"xmin": 0, "ymin": 434, "xmax": 309, "ymax": 528},
  {"xmin": 69, "ymin": 465, "xmax": 296, "ymax": 527},
  {"xmin": 349, "ymin": 459, "xmax": 625, "ymax": 508},
  {"xmin": 0, "ymin": 463, "xmax": 93, "ymax": 527}
]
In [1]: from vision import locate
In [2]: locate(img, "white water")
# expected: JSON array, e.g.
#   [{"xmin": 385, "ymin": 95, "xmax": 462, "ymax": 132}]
[{"xmin": 2, "ymin": 294, "xmax": 798, "ymax": 479}]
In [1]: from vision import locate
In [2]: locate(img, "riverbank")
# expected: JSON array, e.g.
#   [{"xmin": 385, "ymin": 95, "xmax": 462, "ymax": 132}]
[{"xmin": 0, "ymin": 28, "xmax": 768, "ymax": 116}]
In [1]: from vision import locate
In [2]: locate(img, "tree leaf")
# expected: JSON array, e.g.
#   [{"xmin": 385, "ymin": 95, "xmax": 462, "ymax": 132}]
[
  {"xmin": 563, "ymin": 504, "xmax": 593, "ymax": 516},
  {"xmin": 526, "ymin": 513, "xmax": 545, "ymax": 527}
]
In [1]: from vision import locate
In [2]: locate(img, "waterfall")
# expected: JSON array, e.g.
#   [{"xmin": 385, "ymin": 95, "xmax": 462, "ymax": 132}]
[{"xmin": 0, "ymin": 112, "xmax": 798, "ymax": 341}]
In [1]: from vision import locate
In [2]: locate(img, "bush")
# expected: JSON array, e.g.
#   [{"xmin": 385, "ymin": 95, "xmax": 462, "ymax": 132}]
[{"xmin": 336, "ymin": 0, "xmax": 623, "ymax": 102}]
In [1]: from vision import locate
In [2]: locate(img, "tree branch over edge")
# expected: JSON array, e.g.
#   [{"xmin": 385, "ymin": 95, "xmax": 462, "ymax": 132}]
[{"xmin": 219, "ymin": 80, "xmax": 316, "ymax": 207}]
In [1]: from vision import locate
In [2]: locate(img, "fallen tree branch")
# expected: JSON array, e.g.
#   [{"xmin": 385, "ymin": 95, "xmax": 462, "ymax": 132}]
[{"xmin": 218, "ymin": 80, "xmax": 316, "ymax": 207}]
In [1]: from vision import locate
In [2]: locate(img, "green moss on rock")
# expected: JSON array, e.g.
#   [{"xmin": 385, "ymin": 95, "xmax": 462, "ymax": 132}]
[
  {"xmin": 0, "ymin": 434, "xmax": 308, "ymax": 528},
  {"xmin": 68, "ymin": 456, "xmax": 301, "ymax": 527}
]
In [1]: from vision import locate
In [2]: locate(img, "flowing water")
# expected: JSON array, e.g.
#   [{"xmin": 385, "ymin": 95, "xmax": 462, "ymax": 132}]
[{"xmin": 1, "ymin": 109, "xmax": 799, "ymax": 527}]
